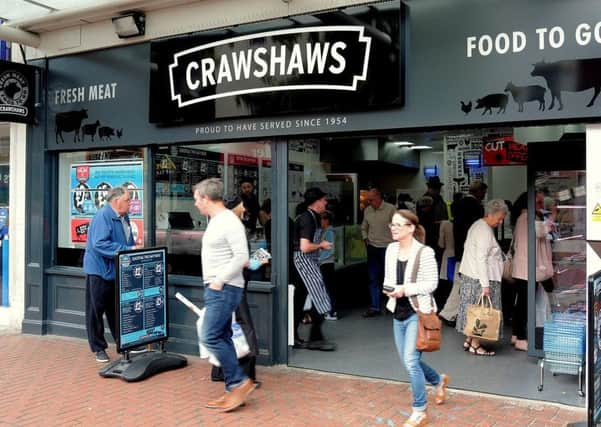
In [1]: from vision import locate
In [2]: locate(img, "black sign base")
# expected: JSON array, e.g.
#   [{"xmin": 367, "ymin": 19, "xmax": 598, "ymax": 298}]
[{"xmin": 99, "ymin": 351, "xmax": 187, "ymax": 382}]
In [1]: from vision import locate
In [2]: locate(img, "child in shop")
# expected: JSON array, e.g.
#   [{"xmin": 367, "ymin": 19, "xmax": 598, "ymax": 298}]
[{"xmin": 320, "ymin": 211, "xmax": 337, "ymax": 320}]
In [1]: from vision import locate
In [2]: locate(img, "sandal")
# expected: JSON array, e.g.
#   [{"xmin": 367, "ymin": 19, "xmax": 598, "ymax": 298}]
[
  {"xmin": 435, "ymin": 374, "xmax": 449, "ymax": 405},
  {"xmin": 463, "ymin": 338, "xmax": 472, "ymax": 351},
  {"xmin": 469, "ymin": 344, "xmax": 495, "ymax": 356}
]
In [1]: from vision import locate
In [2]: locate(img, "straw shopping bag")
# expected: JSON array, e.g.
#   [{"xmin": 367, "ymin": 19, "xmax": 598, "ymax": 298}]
[{"xmin": 463, "ymin": 295, "xmax": 501, "ymax": 342}]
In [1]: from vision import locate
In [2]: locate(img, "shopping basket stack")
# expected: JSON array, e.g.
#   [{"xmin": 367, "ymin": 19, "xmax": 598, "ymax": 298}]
[{"xmin": 538, "ymin": 312, "xmax": 586, "ymax": 396}]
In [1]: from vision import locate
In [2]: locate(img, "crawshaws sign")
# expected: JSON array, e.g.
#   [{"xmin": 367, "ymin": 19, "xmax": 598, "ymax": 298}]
[
  {"xmin": 169, "ymin": 26, "xmax": 371, "ymax": 107},
  {"xmin": 149, "ymin": 1, "xmax": 404, "ymax": 123},
  {"xmin": 0, "ymin": 60, "xmax": 38, "ymax": 124}
]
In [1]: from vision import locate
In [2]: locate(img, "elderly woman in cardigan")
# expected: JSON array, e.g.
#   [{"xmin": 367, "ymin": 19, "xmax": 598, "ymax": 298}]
[{"xmin": 456, "ymin": 199, "xmax": 508, "ymax": 356}]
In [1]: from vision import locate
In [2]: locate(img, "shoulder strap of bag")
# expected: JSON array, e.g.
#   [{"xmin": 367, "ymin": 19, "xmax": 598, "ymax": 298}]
[
  {"xmin": 411, "ymin": 246, "xmax": 424, "ymax": 283},
  {"xmin": 409, "ymin": 246, "xmax": 432, "ymax": 310}
]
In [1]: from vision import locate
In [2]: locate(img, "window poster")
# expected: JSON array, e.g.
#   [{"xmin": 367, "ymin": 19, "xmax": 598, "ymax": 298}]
[
  {"xmin": 289, "ymin": 162, "xmax": 305, "ymax": 203},
  {"xmin": 260, "ymin": 159, "xmax": 272, "ymax": 202},
  {"xmin": 70, "ymin": 160, "xmax": 144, "ymax": 245},
  {"xmin": 155, "ymin": 146, "xmax": 222, "ymax": 199}
]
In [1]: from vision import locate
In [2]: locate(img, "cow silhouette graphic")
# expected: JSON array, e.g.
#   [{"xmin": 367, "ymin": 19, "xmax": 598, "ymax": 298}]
[
  {"xmin": 81, "ymin": 120, "xmax": 101, "ymax": 142},
  {"xmin": 531, "ymin": 58, "xmax": 601, "ymax": 110},
  {"xmin": 475, "ymin": 93, "xmax": 508, "ymax": 114},
  {"xmin": 55, "ymin": 109, "xmax": 88, "ymax": 143},
  {"xmin": 504, "ymin": 82, "xmax": 546, "ymax": 112}
]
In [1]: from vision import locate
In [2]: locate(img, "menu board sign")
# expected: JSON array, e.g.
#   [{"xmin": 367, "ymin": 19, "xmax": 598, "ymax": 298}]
[{"xmin": 115, "ymin": 247, "xmax": 168, "ymax": 352}]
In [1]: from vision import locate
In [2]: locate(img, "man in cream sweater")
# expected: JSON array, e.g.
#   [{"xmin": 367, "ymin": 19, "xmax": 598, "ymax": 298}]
[{"xmin": 194, "ymin": 178, "xmax": 256, "ymax": 412}]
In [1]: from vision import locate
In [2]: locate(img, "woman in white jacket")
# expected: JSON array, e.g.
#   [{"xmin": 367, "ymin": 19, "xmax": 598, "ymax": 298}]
[
  {"xmin": 383, "ymin": 210, "xmax": 448, "ymax": 427},
  {"xmin": 455, "ymin": 199, "xmax": 508, "ymax": 356}
]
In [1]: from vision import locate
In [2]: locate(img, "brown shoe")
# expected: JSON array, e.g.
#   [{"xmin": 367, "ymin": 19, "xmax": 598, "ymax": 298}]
[
  {"xmin": 206, "ymin": 393, "xmax": 247, "ymax": 409},
  {"xmin": 435, "ymin": 374, "xmax": 449, "ymax": 404},
  {"xmin": 206, "ymin": 394, "xmax": 227, "ymax": 409},
  {"xmin": 217, "ymin": 378, "xmax": 257, "ymax": 412}
]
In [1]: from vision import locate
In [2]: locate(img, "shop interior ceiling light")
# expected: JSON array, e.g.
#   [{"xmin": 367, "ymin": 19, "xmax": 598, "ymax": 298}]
[
  {"xmin": 393, "ymin": 141, "xmax": 414, "ymax": 146},
  {"xmin": 112, "ymin": 12, "xmax": 145, "ymax": 38},
  {"xmin": 410, "ymin": 145, "xmax": 432, "ymax": 150}
]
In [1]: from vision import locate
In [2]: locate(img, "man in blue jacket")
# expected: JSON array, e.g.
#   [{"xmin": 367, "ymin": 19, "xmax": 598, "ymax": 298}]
[{"xmin": 83, "ymin": 186, "xmax": 135, "ymax": 362}]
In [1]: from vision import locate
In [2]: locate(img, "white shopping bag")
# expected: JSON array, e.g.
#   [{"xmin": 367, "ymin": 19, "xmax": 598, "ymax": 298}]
[
  {"xmin": 231, "ymin": 315, "xmax": 250, "ymax": 359},
  {"xmin": 176, "ymin": 292, "xmax": 250, "ymax": 366}
]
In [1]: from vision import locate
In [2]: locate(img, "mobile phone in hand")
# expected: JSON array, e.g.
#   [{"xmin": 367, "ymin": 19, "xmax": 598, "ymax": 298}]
[{"xmin": 383, "ymin": 285, "xmax": 395, "ymax": 293}]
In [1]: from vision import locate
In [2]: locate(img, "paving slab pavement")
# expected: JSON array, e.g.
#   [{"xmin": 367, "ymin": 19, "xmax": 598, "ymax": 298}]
[{"xmin": 0, "ymin": 333, "xmax": 586, "ymax": 426}]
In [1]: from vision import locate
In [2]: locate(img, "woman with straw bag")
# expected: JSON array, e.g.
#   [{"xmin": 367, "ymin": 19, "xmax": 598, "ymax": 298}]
[{"xmin": 455, "ymin": 199, "xmax": 509, "ymax": 356}]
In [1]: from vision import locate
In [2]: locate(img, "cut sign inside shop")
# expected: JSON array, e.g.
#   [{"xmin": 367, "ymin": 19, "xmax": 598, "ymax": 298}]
[{"xmin": 482, "ymin": 137, "xmax": 528, "ymax": 166}]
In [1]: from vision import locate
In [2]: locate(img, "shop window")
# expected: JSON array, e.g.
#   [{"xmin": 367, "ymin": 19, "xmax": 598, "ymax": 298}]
[
  {"xmin": 57, "ymin": 149, "xmax": 145, "ymax": 267},
  {"xmin": 154, "ymin": 142, "xmax": 272, "ymax": 277}
]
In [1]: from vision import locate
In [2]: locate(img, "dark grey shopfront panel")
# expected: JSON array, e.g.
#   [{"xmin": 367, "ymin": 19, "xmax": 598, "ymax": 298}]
[
  {"xmin": 44, "ymin": 0, "xmax": 601, "ymax": 152},
  {"xmin": 46, "ymin": 43, "xmax": 153, "ymax": 151},
  {"xmin": 148, "ymin": 0, "xmax": 601, "ymax": 138}
]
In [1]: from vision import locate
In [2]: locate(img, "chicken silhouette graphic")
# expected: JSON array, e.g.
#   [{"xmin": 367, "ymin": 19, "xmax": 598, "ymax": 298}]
[{"xmin": 460, "ymin": 100, "xmax": 472, "ymax": 115}]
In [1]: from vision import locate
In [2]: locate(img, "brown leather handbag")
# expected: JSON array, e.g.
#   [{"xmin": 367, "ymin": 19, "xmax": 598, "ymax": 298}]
[{"xmin": 409, "ymin": 248, "xmax": 442, "ymax": 352}]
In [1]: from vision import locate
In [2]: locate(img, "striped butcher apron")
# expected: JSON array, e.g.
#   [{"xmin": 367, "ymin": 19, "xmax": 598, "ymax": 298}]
[{"xmin": 293, "ymin": 213, "xmax": 331, "ymax": 315}]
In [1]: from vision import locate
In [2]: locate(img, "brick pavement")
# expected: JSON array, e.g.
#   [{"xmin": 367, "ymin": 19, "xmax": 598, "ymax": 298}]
[{"xmin": 0, "ymin": 333, "xmax": 586, "ymax": 426}]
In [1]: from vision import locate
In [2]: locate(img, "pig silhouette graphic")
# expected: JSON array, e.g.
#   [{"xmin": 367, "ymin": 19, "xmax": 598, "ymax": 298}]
[{"xmin": 475, "ymin": 94, "xmax": 508, "ymax": 115}]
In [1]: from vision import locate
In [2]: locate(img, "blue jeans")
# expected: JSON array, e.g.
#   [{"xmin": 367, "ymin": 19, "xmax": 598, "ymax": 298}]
[
  {"xmin": 201, "ymin": 284, "xmax": 247, "ymax": 391},
  {"xmin": 393, "ymin": 314, "xmax": 441, "ymax": 411},
  {"xmin": 367, "ymin": 245, "xmax": 387, "ymax": 311}
]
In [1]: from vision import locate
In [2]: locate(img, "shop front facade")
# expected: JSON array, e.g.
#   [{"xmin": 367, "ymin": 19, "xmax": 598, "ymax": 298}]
[{"xmin": 11, "ymin": 0, "xmax": 601, "ymax": 404}]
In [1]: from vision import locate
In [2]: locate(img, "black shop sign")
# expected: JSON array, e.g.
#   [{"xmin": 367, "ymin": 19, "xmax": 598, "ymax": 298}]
[
  {"xmin": 0, "ymin": 60, "xmax": 38, "ymax": 124},
  {"xmin": 150, "ymin": 1, "xmax": 404, "ymax": 124}
]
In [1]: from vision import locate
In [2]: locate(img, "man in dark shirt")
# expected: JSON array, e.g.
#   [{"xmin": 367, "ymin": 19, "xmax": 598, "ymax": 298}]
[
  {"xmin": 452, "ymin": 181, "xmax": 487, "ymax": 262},
  {"xmin": 439, "ymin": 180, "xmax": 487, "ymax": 325},
  {"xmin": 292, "ymin": 187, "xmax": 335, "ymax": 351},
  {"xmin": 424, "ymin": 176, "xmax": 448, "ymax": 223},
  {"xmin": 239, "ymin": 178, "xmax": 260, "ymax": 233}
]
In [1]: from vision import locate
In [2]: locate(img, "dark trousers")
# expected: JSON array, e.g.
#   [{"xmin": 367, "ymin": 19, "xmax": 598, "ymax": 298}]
[
  {"xmin": 291, "ymin": 263, "xmax": 325, "ymax": 342},
  {"xmin": 85, "ymin": 274, "xmax": 117, "ymax": 352},
  {"xmin": 433, "ymin": 279, "xmax": 452, "ymax": 313},
  {"xmin": 512, "ymin": 279, "xmax": 528, "ymax": 340},
  {"xmin": 320, "ymin": 262, "xmax": 336, "ymax": 315},
  {"xmin": 211, "ymin": 274, "xmax": 259, "ymax": 382},
  {"xmin": 501, "ymin": 278, "xmax": 516, "ymax": 324},
  {"xmin": 367, "ymin": 245, "xmax": 387, "ymax": 311}
]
